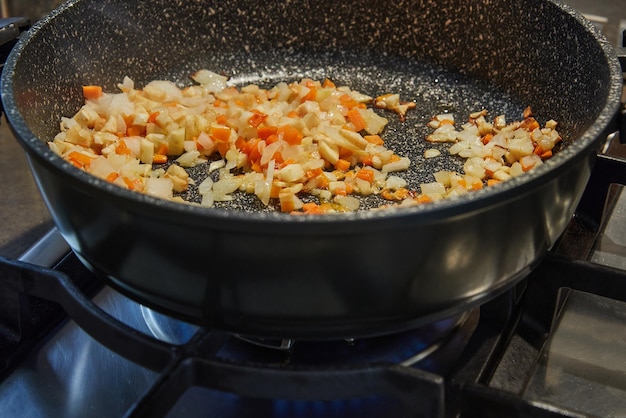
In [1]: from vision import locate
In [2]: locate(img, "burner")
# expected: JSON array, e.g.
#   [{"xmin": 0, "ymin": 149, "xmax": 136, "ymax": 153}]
[{"xmin": 140, "ymin": 304, "xmax": 479, "ymax": 371}]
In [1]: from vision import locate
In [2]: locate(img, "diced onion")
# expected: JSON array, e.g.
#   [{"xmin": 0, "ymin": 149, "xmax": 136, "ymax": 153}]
[{"xmin": 49, "ymin": 68, "xmax": 560, "ymax": 214}]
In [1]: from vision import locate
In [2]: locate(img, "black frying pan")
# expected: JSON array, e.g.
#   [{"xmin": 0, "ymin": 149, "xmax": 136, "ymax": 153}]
[{"xmin": 1, "ymin": 0, "xmax": 623, "ymax": 339}]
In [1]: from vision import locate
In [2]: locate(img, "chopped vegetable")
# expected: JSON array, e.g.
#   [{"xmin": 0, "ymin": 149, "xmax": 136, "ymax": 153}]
[
  {"xmin": 405, "ymin": 107, "xmax": 561, "ymax": 205},
  {"xmin": 82, "ymin": 85, "xmax": 103, "ymax": 100},
  {"xmin": 51, "ymin": 71, "xmax": 561, "ymax": 214},
  {"xmin": 50, "ymin": 71, "xmax": 417, "ymax": 213}
]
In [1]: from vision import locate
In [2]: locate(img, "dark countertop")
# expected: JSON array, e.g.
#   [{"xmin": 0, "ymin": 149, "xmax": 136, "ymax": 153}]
[
  {"xmin": 0, "ymin": 115, "xmax": 53, "ymax": 258},
  {"xmin": 565, "ymin": 0, "xmax": 624, "ymax": 46}
]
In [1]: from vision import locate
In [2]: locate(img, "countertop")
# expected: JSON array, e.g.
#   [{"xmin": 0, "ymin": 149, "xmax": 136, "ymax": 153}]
[{"xmin": 0, "ymin": 116, "xmax": 53, "ymax": 258}]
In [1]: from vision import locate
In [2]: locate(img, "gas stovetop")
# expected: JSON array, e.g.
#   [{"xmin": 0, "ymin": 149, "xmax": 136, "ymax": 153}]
[
  {"xmin": 1, "ymin": 154, "xmax": 626, "ymax": 418},
  {"xmin": 0, "ymin": 1, "xmax": 624, "ymax": 417}
]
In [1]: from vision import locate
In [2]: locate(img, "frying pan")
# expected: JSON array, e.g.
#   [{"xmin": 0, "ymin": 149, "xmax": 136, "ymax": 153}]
[{"xmin": 1, "ymin": 0, "xmax": 623, "ymax": 339}]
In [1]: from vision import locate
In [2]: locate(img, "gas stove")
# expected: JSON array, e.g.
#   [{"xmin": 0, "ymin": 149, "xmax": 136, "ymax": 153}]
[
  {"xmin": 3, "ymin": 154, "xmax": 626, "ymax": 418},
  {"xmin": 0, "ymin": 1, "xmax": 625, "ymax": 417}
]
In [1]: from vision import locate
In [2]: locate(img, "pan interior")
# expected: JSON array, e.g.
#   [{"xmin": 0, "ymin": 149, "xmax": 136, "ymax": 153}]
[{"xmin": 5, "ymin": 0, "xmax": 618, "ymax": 213}]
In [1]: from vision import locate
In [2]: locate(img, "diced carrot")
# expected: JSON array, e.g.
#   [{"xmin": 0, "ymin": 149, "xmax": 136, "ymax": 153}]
[
  {"xmin": 339, "ymin": 94, "xmax": 359, "ymax": 110},
  {"xmin": 68, "ymin": 151, "xmax": 94, "ymax": 168},
  {"xmin": 317, "ymin": 175, "xmax": 329, "ymax": 189},
  {"xmin": 156, "ymin": 143, "xmax": 169, "ymax": 156},
  {"xmin": 251, "ymin": 161, "xmax": 262, "ymax": 173},
  {"xmin": 487, "ymin": 179, "xmax": 501, "ymax": 187},
  {"xmin": 249, "ymin": 141, "xmax": 263, "ymax": 163},
  {"xmin": 302, "ymin": 202, "xmax": 323, "ymax": 214},
  {"xmin": 334, "ymin": 159, "xmax": 351, "ymax": 171},
  {"xmin": 523, "ymin": 106, "xmax": 533, "ymax": 119},
  {"xmin": 347, "ymin": 108, "xmax": 366, "ymax": 132},
  {"xmin": 280, "ymin": 193, "xmax": 297, "ymax": 213},
  {"xmin": 242, "ymin": 137, "xmax": 259, "ymax": 154},
  {"xmin": 235, "ymin": 136, "xmax": 247, "ymax": 151},
  {"xmin": 383, "ymin": 188, "xmax": 409, "ymax": 200},
  {"xmin": 247, "ymin": 110, "xmax": 268, "ymax": 128},
  {"xmin": 270, "ymin": 183, "xmax": 282, "ymax": 199},
  {"xmin": 533, "ymin": 145, "xmax": 553, "ymax": 159},
  {"xmin": 123, "ymin": 176, "xmax": 141, "ymax": 190},
  {"xmin": 322, "ymin": 79, "xmax": 336, "ymax": 88},
  {"xmin": 216, "ymin": 114, "xmax": 229, "ymax": 125},
  {"xmin": 439, "ymin": 118, "xmax": 455, "ymax": 126},
  {"xmin": 481, "ymin": 133, "xmax": 493, "ymax": 145},
  {"xmin": 287, "ymin": 111, "xmax": 299, "ymax": 118},
  {"xmin": 364, "ymin": 135, "xmax": 384, "ymax": 145},
  {"xmin": 520, "ymin": 117, "xmax": 540, "ymax": 131},
  {"xmin": 115, "ymin": 139, "xmax": 131, "ymax": 155},
  {"xmin": 540, "ymin": 150, "xmax": 553, "ymax": 159},
  {"xmin": 211, "ymin": 124, "xmax": 231, "ymax": 142},
  {"xmin": 105, "ymin": 172, "xmax": 119, "ymax": 182},
  {"xmin": 471, "ymin": 181, "xmax": 483, "ymax": 190},
  {"xmin": 147, "ymin": 111, "xmax": 160, "ymax": 124},
  {"xmin": 153, "ymin": 154, "xmax": 167, "ymax": 164},
  {"xmin": 416, "ymin": 195, "xmax": 432, "ymax": 204},
  {"xmin": 271, "ymin": 151, "xmax": 284, "ymax": 164},
  {"xmin": 216, "ymin": 141, "xmax": 230, "ymax": 157},
  {"xmin": 356, "ymin": 169, "xmax": 374, "ymax": 183},
  {"xmin": 305, "ymin": 168, "xmax": 323, "ymax": 179},
  {"xmin": 361, "ymin": 156, "xmax": 373, "ymax": 166},
  {"xmin": 381, "ymin": 189, "xmax": 395, "ymax": 200},
  {"xmin": 279, "ymin": 158, "xmax": 296, "ymax": 169},
  {"xmin": 257, "ymin": 126, "xmax": 277, "ymax": 140},
  {"xmin": 82, "ymin": 85, "xmax": 102, "ymax": 100},
  {"xmin": 301, "ymin": 86, "xmax": 317, "ymax": 102},
  {"xmin": 388, "ymin": 154, "xmax": 401, "ymax": 163},
  {"xmin": 265, "ymin": 133, "xmax": 279, "ymax": 145},
  {"xmin": 334, "ymin": 188, "xmax": 347, "ymax": 196},
  {"xmin": 338, "ymin": 148, "xmax": 353, "ymax": 159},
  {"xmin": 126, "ymin": 126, "xmax": 143, "ymax": 137},
  {"xmin": 278, "ymin": 125, "xmax": 303, "ymax": 145}
]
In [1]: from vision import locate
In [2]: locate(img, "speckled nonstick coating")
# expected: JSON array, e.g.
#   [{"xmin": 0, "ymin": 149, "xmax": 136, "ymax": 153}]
[{"xmin": 2, "ymin": 0, "xmax": 622, "ymax": 338}]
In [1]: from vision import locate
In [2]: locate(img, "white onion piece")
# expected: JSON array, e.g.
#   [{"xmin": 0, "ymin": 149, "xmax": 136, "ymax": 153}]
[
  {"xmin": 145, "ymin": 177, "xmax": 173, "ymax": 200},
  {"xmin": 260, "ymin": 141, "xmax": 283, "ymax": 166},
  {"xmin": 213, "ymin": 176, "xmax": 242, "ymax": 201},
  {"xmin": 198, "ymin": 176, "xmax": 214, "ymax": 194},
  {"xmin": 209, "ymin": 159, "xmax": 225, "ymax": 173},
  {"xmin": 191, "ymin": 69, "xmax": 228, "ymax": 92},
  {"xmin": 382, "ymin": 157, "xmax": 410, "ymax": 173},
  {"xmin": 385, "ymin": 175, "xmax": 407, "ymax": 190},
  {"xmin": 334, "ymin": 195, "xmax": 360, "ymax": 211}
]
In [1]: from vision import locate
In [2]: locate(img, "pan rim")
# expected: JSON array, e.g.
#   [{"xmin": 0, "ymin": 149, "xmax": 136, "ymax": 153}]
[{"xmin": 1, "ymin": 0, "xmax": 622, "ymax": 229}]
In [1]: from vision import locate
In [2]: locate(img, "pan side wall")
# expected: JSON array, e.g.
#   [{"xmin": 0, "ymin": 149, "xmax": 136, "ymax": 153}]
[
  {"xmin": 9, "ymin": 0, "xmax": 613, "ymax": 143},
  {"xmin": 24, "ymin": 146, "xmax": 594, "ymax": 338}
]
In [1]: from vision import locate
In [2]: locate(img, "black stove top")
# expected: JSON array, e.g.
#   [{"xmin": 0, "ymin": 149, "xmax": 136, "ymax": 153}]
[{"xmin": 2, "ymin": 166, "xmax": 626, "ymax": 418}]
